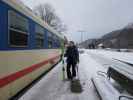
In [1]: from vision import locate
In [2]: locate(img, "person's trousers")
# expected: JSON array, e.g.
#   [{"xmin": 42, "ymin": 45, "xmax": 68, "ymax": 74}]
[{"xmin": 67, "ymin": 62, "xmax": 76, "ymax": 79}]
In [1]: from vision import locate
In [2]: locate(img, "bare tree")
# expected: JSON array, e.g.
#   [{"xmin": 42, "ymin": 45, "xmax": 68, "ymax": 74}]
[{"xmin": 34, "ymin": 3, "xmax": 67, "ymax": 33}]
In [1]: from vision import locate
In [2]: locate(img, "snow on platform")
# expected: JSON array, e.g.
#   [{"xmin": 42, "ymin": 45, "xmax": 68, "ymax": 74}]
[
  {"xmin": 86, "ymin": 49, "xmax": 133, "ymax": 80},
  {"xmin": 19, "ymin": 53, "xmax": 103, "ymax": 100},
  {"xmin": 86, "ymin": 49, "xmax": 133, "ymax": 100},
  {"xmin": 92, "ymin": 75, "xmax": 120, "ymax": 100},
  {"xmin": 87, "ymin": 49, "xmax": 133, "ymax": 65}
]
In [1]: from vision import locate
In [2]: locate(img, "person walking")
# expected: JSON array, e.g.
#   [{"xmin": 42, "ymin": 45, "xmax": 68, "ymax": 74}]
[{"xmin": 64, "ymin": 41, "xmax": 79, "ymax": 80}]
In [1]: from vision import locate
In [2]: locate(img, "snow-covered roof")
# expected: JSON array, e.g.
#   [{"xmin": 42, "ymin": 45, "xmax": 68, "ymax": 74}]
[{"xmin": 2, "ymin": 0, "xmax": 64, "ymax": 39}]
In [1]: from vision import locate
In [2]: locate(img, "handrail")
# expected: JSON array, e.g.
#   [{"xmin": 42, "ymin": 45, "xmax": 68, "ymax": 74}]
[
  {"xmin": 97, "ymin": 71, "xmax": 107, "ymax": 78},
  {"xmin": 119, "ymin": 95, "xmax": 133, "ymax": 100}
]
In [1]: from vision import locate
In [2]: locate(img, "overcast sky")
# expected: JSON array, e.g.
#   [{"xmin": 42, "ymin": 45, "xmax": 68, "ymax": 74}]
[{"xmin": 21, "ymin": 0, "xmax": 133, "ymax": 43}]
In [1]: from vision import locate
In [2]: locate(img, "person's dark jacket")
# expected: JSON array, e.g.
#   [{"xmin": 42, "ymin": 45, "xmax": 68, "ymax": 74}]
[{"xmin": 64, "ymin": 46, "xmax": 79, "ymax": 64}]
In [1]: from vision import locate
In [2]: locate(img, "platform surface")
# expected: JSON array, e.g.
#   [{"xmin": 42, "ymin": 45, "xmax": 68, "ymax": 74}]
[
  {"xmin": 19, "ymin": 52, "xmax": 102, "ymax": 100},
  {"xmin": 19, "ymin": 49, "xmax": 133, "ymax": 100}
]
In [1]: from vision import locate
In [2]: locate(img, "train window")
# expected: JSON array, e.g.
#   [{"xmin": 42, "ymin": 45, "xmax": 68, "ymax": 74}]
[
  {"xmin": 57, "ymin": 39, "xmax": 61, "ymax": 48},
  {"xmin": 54, "ymin": 36, "xmax": 59, "ymax": 48},
  {"xmin": 48, "ymin": 40, "xmax": 53, "ymax": 48},
  {"xmin": 8, "ymin": 10, "xmax": 29, "ymax": 47},
  {"xmin": 35, "ymin": 25, "xmax": 44, "ymax": 48},
  {"xmin": 48, "ymin": 32, "xmax": 53, "ymax": 48}
]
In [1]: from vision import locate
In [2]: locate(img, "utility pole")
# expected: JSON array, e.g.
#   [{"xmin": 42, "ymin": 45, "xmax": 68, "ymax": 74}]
[{"xmin": 78, "ymin": 30, "xmax": 85, "ymax": 43}]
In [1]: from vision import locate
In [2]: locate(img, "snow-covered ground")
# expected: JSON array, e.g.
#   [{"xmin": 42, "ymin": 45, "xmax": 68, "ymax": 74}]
[
  {"xmin": 19, "ymin": 49, "xmax": 133, "ymax": 100},
  {"xmin": 86, "ymin": 49, "xmax": 133, "ymax": 80},
  {"xmin": 19, "ymin": 53, "xmax": 103, "ymax": 100},
  {"xmin": 85, "ymin": 49, "xmax": 133, "ymax": 99},
  {"xmin": 86, "ymin": 49, "xmax": 133, "ymax": 64}
]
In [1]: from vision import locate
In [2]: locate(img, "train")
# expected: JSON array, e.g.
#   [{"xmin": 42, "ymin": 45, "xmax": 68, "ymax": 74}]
[{"xmin": 0, "ymin": 0, "xmax": 65, "ymax": 99}]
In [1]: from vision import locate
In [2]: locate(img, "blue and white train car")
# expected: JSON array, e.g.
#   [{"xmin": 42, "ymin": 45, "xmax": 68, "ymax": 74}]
[{"xmin": 0, "ymin": 0, "xmax": 64, "ymax": 99}]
